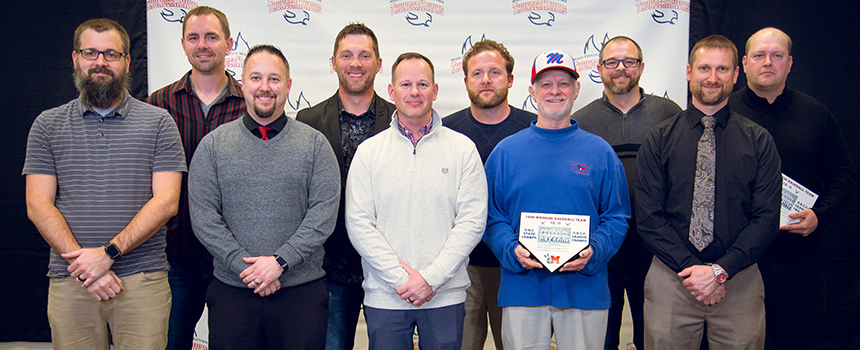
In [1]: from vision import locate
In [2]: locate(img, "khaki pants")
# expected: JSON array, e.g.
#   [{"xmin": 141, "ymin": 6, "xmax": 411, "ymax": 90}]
[
  {"xmin": 462, "ymin": 265, "xmax": 504, "ymax": 350},
  {"xmin": 48, "ymin": 271, "xmax": 171, "ymax": 350},
  {"xmin": 502, "ymin": 305, "xmax": 608, "ymax": 350},
  {"xmin": 644, "ymin": 257, "xmax": 765, "ymax": 350}
]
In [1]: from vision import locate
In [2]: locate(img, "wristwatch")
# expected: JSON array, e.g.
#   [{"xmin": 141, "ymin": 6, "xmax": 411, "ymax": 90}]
[
  {"xmin": 708, "ymin": 263, "xmax": 728, "ymax": 284},
  {"xmin": 273, "ymin": 254, "xmax": 288, "ymax": 271},
  {"xmin": 104, "ymin": 242, "xmax": 121, "ymax": 260}
]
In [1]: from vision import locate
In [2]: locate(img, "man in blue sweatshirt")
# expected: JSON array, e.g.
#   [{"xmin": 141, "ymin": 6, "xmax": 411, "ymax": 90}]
[{"xmin": 483, "ymin": 49, "xmax": 631, "ymax": 350}]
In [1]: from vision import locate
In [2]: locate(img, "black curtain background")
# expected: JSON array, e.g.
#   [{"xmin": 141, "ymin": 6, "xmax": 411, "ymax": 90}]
[{"xmin": 2, "ymin": 0, "xmax": 858, "ymax": 348}]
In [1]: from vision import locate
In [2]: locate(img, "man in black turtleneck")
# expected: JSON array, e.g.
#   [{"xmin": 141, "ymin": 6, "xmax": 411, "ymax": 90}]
[{"xmin": 729, "ymin": 27, "xmax": 856, "ymax": 350}]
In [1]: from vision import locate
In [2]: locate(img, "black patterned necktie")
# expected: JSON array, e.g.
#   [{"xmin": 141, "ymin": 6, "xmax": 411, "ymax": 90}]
[{"xmin": 689, "ymin": 115, "xmax": 716, "ymax": 251}]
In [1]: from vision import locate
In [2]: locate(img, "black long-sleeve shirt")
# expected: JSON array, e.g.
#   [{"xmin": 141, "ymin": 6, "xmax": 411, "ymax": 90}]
[
  {"xmin": 635, "ymin": 104, "xmax": 782, "ymax": 278},
  {"xmin": 730, "ymin": 87, "xmax": 856, "ymax": 262}
]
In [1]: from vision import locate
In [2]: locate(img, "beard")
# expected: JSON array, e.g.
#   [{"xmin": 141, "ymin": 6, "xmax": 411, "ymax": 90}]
[
  {"xmin": 536, "ymin": 99, "xmax": 574, "ymax": 123},
  {"xmin": 606, "ymin": 71, "xmax": 640, "ymax": 95},
  {"xmin": 253, "ymin": 94, "xmax": 277, "ymax": 119},
  {"xmin": 73, "ymin": 65, "xmax": 129, "ymax": 109},
  {"xmin": 467, "ymin": 86, "xmax": 508, "ymax": 109},
  {"xmin": 190, "ymin": 49, "xmax": 221, "ymax": 73},
  {"xmin": 691, "ymin": 81, "xmax": 732, "ymax": 106},
  {"xmin": 337, "ymin": 69, "xmax": 375, "ymax": 95}
]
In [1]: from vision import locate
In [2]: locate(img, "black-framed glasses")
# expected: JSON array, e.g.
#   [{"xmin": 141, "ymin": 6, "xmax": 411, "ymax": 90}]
[
  {"xmin": 601, "ymin": 58, "xmax": 641, "ymax": 69},
  {"xmin": 77, "ymin": 49, "xmax": 126, "ymax": 62}
]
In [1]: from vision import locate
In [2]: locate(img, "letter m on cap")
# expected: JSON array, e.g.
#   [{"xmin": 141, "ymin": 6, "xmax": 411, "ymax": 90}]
[{"xmin": 546, "ymin": 52, "xmax": 564, "ymax": 64}]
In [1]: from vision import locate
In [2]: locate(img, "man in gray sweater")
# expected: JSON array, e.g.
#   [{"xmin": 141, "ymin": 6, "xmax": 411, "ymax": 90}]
[
  {"xmin": 572, "ymin": 36, "xmax": 682, "ymax": 350},
  {"xmin": 189, "ymin": 44, "xmax": 340, "ymax": 350}
]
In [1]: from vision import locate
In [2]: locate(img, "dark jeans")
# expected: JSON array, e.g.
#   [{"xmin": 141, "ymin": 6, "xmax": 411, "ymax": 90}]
[
  {"xmin": 165, "ymin": 256, "xmax": 213, "ymax": 350},
  {"xmin": 324, "ymin": 278, "xmax": 364, "ymax": 350},
  {"xmin": 365, "ymin": 303, "xmax": 465, "ymax": 350}
]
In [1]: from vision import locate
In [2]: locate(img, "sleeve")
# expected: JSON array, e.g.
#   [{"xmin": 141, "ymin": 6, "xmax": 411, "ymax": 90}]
[
  {"xmin": 274, "ymin": 133, "xmax": 340, "ymax": 268},
  {"xmin": 419, "ymin": 144, "xmax": 487, "ymax": 289},
  {"xmin": 188, "ymin": 134, "xmax": 252, "ymax": 276},
  {"xmin": 810, "ymin": 112, "xmax": 856, "ymax": 227},
  {"xmin": 635, "ymin": 129, "xmax": 704, "ymax": 273},
  {"xmin": 715, "ymin": 130, "xmax": 782, "ymax": 277},
  {"xmin": 22, "ymin": 115, "xmax": 57, "ymax": 176},
  {"xmin": 483, "ymin": 148, "xmax": 528, "ymax": 274},
  {"xmin": 345, "ymin": 142, "xmax": 409, "ymax": 289},
  {"xmin": 580, "ymin": 151, "xmax": 631, "ymax": 276},
  {"xmin": 152, "ymin": 111, "xmax": 187, "ymax": 173}
]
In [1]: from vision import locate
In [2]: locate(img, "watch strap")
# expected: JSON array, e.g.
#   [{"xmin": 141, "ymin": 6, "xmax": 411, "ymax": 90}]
[{"xmin": 274, "ymin": 255, "xmax": 288, "ymax": 270}]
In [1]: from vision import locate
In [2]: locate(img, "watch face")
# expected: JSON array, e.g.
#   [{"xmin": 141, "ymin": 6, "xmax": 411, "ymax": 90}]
[
  {"xmin": 105, "ymin": 244, "xmax": 121, "ymax": 259},
  {"xmin": 716, "ymin": 273, "xmax": 727, "ymax": 283}
]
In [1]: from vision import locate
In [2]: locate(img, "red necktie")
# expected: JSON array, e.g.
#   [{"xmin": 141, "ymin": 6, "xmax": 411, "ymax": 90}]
[{"xmin": 257, "ymin": 126, "xmax": 272, "ymax": 141}]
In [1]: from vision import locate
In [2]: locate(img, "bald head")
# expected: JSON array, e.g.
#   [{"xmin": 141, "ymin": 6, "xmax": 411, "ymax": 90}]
[
  {"xmin": 742, "ymin": 27, "xmax": 793, "ymax": 102},
  {"xmin": 745, "ymin": 27, "xmax": 792, "ymax": 56}
]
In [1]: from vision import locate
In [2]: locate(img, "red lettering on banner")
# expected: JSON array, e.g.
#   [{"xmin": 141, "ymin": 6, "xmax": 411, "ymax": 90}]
[
  {"xmin": 635, "ymin": 0, "xmax": 691, "ymax": 13},
  {"xmin": 512, "ymin": 0, "xmax": 568, "ymax": 15},
  {"xmin": 267, "ymin": 0, "xmax": 323, "ymax": 14},
  {"xmin": 146, "ymin": 0, "xmax": 199, "ymax": 11},
  {"xmin": 390, "ymin": 0, "xmax": 445, "ymax": 15}
]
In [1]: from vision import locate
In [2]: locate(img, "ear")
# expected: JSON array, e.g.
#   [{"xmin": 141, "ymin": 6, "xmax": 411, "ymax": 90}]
[
  {"xmin": 226, "ymin": 37, "xmax": 235, "ymax": 55},
  {"xmin": 507, "ymin": 74, "xmax": 514, "ymax": 88},
  {"xmin": 432, "ymin": 83, "xmax": 439, "ymax": 101},
  {"xmin": 286, "ymin": 77, "xmax": 293, "ymax": 94},
  {"xmin": 388, "ymin": 83, "xmax": 394, "ymax": 100},
  {"xmin": 686, "ymin": 64, "xmax": 692, "ymax": 82}
]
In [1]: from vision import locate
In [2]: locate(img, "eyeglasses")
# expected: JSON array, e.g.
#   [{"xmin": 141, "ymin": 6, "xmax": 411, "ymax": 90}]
[
  {"xmin": 601, "ymin": 58, "xmax": 641, "ymax": 69},
  {"xmin": 77, "ymin": 49, "xmax": 127, "ymax": 62}
]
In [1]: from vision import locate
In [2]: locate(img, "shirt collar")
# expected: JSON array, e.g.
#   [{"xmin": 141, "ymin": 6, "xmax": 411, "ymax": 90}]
[
  {"xmin": 336, "ymin": 93, "xmax": 377, "ymax": 120},
  {"xmin": 79, "ymin": 91, "xmax": 131, "ymax": 119},
  {"xmin": 172, "ymin": 70, "xmax": 244, "ymax": 100},
  {"xmin": 741, "ymin": 86, "xmax": 793, "ymax": 111},
  {"xmin": 686, "ymin": 103, "xmax": 731, "ymax": 129},
  {"xmin": 243, "ymin": 112, "xmax": 288, "ymax": 133}
]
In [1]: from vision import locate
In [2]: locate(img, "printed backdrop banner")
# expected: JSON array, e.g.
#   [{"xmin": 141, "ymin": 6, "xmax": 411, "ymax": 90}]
[
  {"xmin": 146, "ymin": 1, "xmax": 690, "ymax": 348},
  {"xmin": 147, "ymin": 0, "xmax": 691, "ymax": 118}
]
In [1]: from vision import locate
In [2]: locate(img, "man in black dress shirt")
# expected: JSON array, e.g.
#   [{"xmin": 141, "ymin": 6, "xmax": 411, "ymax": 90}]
[
  {"xmin": 635, "ymin": 35, "xmax": 781, "ymax": 350},
  {"xmin": 729, "ymin": 27, "xmax": 856, "ymax": 350}
]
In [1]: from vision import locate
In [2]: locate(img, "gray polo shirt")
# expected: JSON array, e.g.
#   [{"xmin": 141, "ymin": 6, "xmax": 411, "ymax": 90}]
[{"xmin": 23, "ymin": 93, "xmax": 186, "ymax": 278}]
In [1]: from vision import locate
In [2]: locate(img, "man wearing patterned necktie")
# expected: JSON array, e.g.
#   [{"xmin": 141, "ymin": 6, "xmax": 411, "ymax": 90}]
[{"xmin": 635, "ymin": 35, "xmax": 782, "ymax": 350}]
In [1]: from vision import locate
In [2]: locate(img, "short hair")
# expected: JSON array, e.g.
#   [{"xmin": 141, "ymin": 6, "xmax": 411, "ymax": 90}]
[
  {"xmin": 74, "ymin": 18, "xmax": 130, "ymax": 54},
  {"xmin": 333, "ymin": 22, "xmax": 380, "ymax": 59},
  {"xmin": 599, "ymin": 36, "xmax": 643, "ymax": 62},
  {"xmin": 183, "ymin": 6, "xmax": 231, "ymax": 39},
  {"xmin": 689, "ymin": 34, "xmax": 738, "ymax": 68},
  {"xmin": 244, "ymin": 44, "xmax": 290, "ymax": 78},
  {"xmin": 391, "ymin": 52, "xmax": 434, "ymax": 83},
  {"xmin": 745, "ymin": 27, "xmax": 792, "ymax": 56},
  {"xmin": 462, "ymin": 39, "xmax": 515, "ymax": 76}
]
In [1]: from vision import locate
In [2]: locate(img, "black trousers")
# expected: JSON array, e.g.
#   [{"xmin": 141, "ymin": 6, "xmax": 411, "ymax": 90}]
[
  {"xmin": 206, "ymin": 278, "xmax": 329, "ymax": 350},
  {"xmin": 760, "ymin": 258, "xmax": 826, "ymax": 350}
]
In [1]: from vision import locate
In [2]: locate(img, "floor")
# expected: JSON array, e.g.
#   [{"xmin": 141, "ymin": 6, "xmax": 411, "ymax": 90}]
[{"xmin": 0, "ymin": 294, "xmax": 635, "ymax": 350}]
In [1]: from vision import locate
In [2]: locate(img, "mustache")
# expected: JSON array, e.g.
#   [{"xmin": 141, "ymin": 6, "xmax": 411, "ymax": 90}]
[
  {"xmin": 195, "ymin": 49, "xmax": 216, "ymax": 57},
  {"xmin": 88, "ymin": 66, "xmax": 115, "ymax": 77}
]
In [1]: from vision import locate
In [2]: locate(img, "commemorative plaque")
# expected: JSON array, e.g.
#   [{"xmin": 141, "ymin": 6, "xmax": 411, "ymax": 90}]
[{"xmin": 518, "ymin": 212, "xmax": 590, "ymax": 273}]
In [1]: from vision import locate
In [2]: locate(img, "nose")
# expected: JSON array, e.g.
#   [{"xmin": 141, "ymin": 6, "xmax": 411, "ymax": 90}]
[{"xmin": 763, "ymin": 55, "xmax": 772, "ymax": 66}]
